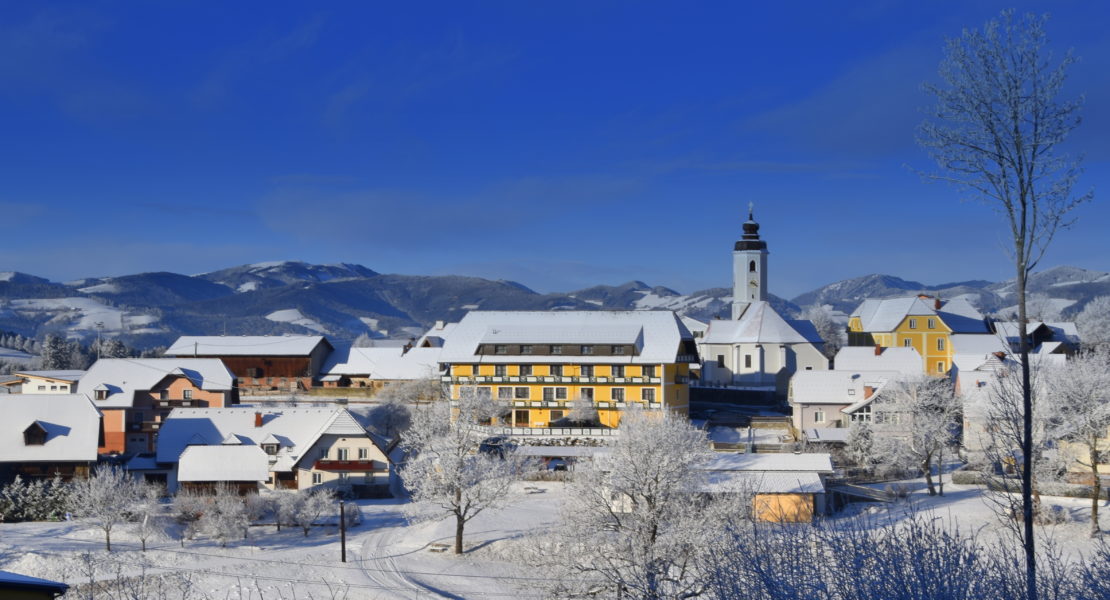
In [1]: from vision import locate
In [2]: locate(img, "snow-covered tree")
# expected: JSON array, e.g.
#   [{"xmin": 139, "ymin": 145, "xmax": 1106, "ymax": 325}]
[
  {"xmin": 195, "ymin": 484, "xmax": 250, "ymax": 547},
  {"xmin": 69, "ymin": 465, "xmax": 143, "ymax": 551},
  {"xmin": 366, "ymin": 397, "xmax": 413, "ymax": 441},
  {"xmin": 845, "ymin": 420, "xmax": 874, "ymax": 468},
  {"xmin": 539, "ymin": 408, "xmax": 740, "ymax": 599},
  {"xmin": 133, "ymin": 482, "xmax": 165, "ymax": 552},
  {"xmin": 1046, "ymin": 347, "xmax": 1110, "ymax": 535},
  {"xmin": 802, "ymin": 304, "xmax": 844, "ymax": 360},
  {"xmin": 918, "ymin": 10, "xmax": 1092, "ymax": 593},
  {"xmin": 39, "ymin": 334, "xmax": 70, "ymax": 370},
  {"xmin": 871, "ymin": 376, "xmax": 961, "ymax": 495},
  {"xmin": 277, "ymin": 488, "xmax": 333, "ymax": 537},
  {"xmin": 1075, "ymin": 296, "xmax": 1110, "ymax": 350},
  {"xmin": 401, "ymin": 387, "xmax": 526, "ymax": 554},
  {"xmin": 565, "ymin": 392, "xmax": 599, "ymax": 426}
]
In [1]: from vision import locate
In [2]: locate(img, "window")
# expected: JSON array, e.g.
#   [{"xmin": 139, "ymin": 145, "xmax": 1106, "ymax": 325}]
[
  {"xmin": 937, "ymin": 361, "xmax": 945, "ymax": 373},
  {"xmin": 550, "ymin": 410, "xmax": 564, "ymax": 422},
  {"xmin": 581, "ymin": 345, "xmax": 594, "ymax": 355},
  {"xmin": 805, "ymin": 366, "xmax": 813, "ymax": 370},
  {"xmin": 50, "ymin": 385, "xmax": 57, "ymax": 391},
  {"xmin": 550, "ymin": 365, "xmax": 563, "ymax": 377},
  {"xmin": 247, "ymin": 367, "xmax": 263, "ymax": 378},
  {"xmin": 717, "ymin": 355, "xmax": 725, "ymax": 368},
  {"xmin": 495, "ymin": 365, "xmax": 507, "ymax": 377},
  {"xmin": 521, "ymin": 345, "xmax": 534, "ymax": 354},
  {"xmin": 581, "ymin": 365, "xmax": 594, "ymax": 378},
  {"xmin": 744, "ymin": 355, "xmax": 752, "ymax": 369},
  {"xmin": 498, "ymin": 387, "xmax": 513, "ymax": 400},
  {"xmin": 159, "ymin": 390, "xmax": 168, "ymax": 400},
  {"xmin": 937, "ymin": 338, "xmax": 946, "ymax": 351},
  {"xmin": 642, "ymin": 366, "xmax": 655, "ymax": 378},
  {"xmin": 612, "ymin": 365, "xmax": 625, "ymax": 378},
  {"xmin": 515, "ymin": 387, "xmax": 529, "ymax": 399},
  {"xmin": 494, "ymin": 345, "xmax": 507, "ymax": 355},
  {"xmin": 612, "ymin": 345, "xmax": 625, "ymax": 355},
  {"xmin": 903, "ymin": 339, "xmax": 912, "ymax": 347},
  {"xmin": 337, "ymin": 448, "xmax": 349, "ymax": 460},
  {"xmin": 514, "ymin": 410, "xmax": 529, "ymax": 426},
  {"xmin": 580, "ymin": 388, "xmax": 594, "ymax": 400},
  {"xmin": 749, "ymin": 260, "xmax": 756, "ymax": 272},
  {"xmin": 642, "ymin": 388, "xmax": 655, "ymax": 402},
  {"xmin": 23, "ymin": 424, "xmax": 46, "ymax": 446},
  {"xmin": 550, "ymin": 345, "xmax": 563, "ymax": 355},
  {"xmin": 59, "ymin": 385, "xmax": 67, "ymax": 392},
  {"xmin": 612, "ymin": 388, "xmax": 625, "ymax": 402},
  {"xmin": 358, "ymin": 448, "xmax": 368, "ymax": 460},
  {"xmin": 927, "ymin": 318, "xmax": 936, "ymax": 329},
  {"xmin": 37, "ymin": 385, "xmax": 45, "ymax": 391},
  {"xmin": 520, "ymin": 365, "xmax": 533, "ymax": 376},
  {"xmin": 543, "ymin": 387, "xmax": 555, "ymax": 401},
  {"xmin": 475, "ymin": 387, "xmax": 492, "ymax": 399},
  {"xmin": 556, "ymin": 387, "xmax": 567, "ymax": 400},
  {"xmin": 312, "ymin": 472, "xmax": 322, "ymax": 485},
  {"xmin": 262, "ymin": 443, "xmax": 278, "ymax": 455},
  {"xmin": 182, "ymin": 389, "xmax": 192, "ymax": 400},
  {"xmin": 909, "ymin": 319, "xmax": 917, "ymax": 329},
  {"xmin": 813, "ymin": 410, "xmax": 826, "ymax": 423},
  {"xmin": 847, "ymin": 388, "xmax": 856, "ymax": 395},
  {"xmin": 95, "ymin": 389, "xmax": 108, "ymax": 401}
]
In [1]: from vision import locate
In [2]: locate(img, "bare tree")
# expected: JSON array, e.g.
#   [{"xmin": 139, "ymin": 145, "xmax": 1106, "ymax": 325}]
[
  {"xmin": 538, "ymin": 408, "xmax": 740, "ymax": 599},
  {"xmin": 802, "ymin": 304, "xmax": 845, "ymax": 360},
  {"xmin": 1046, "ymin": 346, "xmax": 1110, "ymax": 536},
  {"xmin": 69, "ymin": 465, "xmax": 143, "ymax": 551},
  {"xmin": 918, "ymin": 10, "xmax": 1092, "ymax": 594},
  {"xmin": 871, "ymin": 377, "xmax": 961, "ymax": 495},
  {"xmin": 400, "ymin": 387, "xmax": 526, "ymax": 554}
]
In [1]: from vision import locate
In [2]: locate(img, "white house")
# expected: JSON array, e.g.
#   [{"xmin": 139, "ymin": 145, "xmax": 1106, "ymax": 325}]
[{"xmin": 0, "ymin": 394, "xmax": 100, "ymax": 481}]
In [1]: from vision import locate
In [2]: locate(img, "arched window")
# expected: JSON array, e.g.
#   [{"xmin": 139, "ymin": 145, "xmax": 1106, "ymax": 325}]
[{"xmin": 749, "ymin": 260, "xmax": 756, "ymax": 272}]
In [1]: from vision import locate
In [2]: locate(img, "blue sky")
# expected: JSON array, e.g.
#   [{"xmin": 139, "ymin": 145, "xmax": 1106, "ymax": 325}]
[{"xmin": 2, "ymin": 1, "xmax": 1107, "ymax": 299}]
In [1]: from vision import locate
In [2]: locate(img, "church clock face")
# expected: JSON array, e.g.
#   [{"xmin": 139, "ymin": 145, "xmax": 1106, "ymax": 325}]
[{"xmin": 749, "ymin": 279, "xmax": 759, "ymax": 287}]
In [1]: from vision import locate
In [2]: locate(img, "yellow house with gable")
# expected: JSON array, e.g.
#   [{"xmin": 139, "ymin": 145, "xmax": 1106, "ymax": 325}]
[
  {"xmin": 438, "ymin": 311, "xmax": 699, "ymax": 428},
  {"xmin": 847, "ymin": 296, "xmax": 990, "ymax": 376}
]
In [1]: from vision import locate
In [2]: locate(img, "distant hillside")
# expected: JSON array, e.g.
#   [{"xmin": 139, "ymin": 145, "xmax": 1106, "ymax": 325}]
[{"xmin": 0, "ymin": 261, "xmax": 1104, "ymax": 349}]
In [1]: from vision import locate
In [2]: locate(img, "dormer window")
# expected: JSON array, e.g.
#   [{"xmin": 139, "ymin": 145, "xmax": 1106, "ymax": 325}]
[
  {"xmin": 612, "ymin": 345, "xmax": 625, "ymax": 355},
  {"xmin": 581, "ymin": 345, "xmax": 594, "ymax": 355},
  {"xmin": 95, "ymin": 389, "xmax": 108, "ymax": 401},
  {"xmin": 262, "ymin": 443, "xmax": 279, "ymax": 455},
  {"xmin": 494, "ymin": 345, "xmax": 507, "ymax": 355},
  {"xmin": 23, "ymin": 422, "xmax": 47, "ymax": 446}
]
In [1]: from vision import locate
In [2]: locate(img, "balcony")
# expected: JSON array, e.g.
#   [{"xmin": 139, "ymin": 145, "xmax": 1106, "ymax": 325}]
[
  {"xmin": 155, "ymin": 399, "xmax": 199, "ymax": 408},
  {"xmin": 444, "ymin": 375, "xmax": 662, "ymax": 385},
  {"xmin": 313, "ymin": 460, "xmax": 382, "ymax": 472}
]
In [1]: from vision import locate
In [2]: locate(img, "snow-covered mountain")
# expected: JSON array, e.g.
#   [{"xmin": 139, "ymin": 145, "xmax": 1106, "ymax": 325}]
[{"xmin": 0, "ymin": 262, "xmax": 1104, "ymax": 349}]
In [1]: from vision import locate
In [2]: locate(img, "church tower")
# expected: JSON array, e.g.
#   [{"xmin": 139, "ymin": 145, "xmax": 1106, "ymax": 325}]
[{"xmin": 732, "ymin": 203, "xmax": 768, "ymax": 319}]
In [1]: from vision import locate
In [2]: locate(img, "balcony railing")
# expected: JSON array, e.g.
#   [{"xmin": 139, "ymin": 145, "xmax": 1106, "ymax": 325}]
[
  {"xmin": 313, "ymin": 460, "xmax": 383, "ymax": 472},
  {"xmin": 155, "ymin": 399, "xmax": 199, "ymax": 408},
  {"xmin": 442, "ymin": 376, "xmax": 664, "ymax": 385}
]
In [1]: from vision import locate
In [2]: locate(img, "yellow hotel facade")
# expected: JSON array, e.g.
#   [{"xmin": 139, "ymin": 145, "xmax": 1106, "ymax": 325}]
[{"xmin": 438, "ymin": 311, "xmax": 699, "ymax": 428}]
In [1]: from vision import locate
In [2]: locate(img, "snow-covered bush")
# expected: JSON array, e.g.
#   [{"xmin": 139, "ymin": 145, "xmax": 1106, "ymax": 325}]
[{"xmin": 0, "ymin": 475, "xmax": 72, "ymax": 522}]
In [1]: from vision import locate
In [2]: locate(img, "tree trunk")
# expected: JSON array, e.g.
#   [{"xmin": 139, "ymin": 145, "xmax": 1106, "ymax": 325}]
[
  {"xmin": 922, "ymin": 456, "xmax": 937, "ymax": 496},
  {"xmin": 454, "ymin": 488, "xmax": 464, "ymax": 554},
  {"xmin": 105, "ymin": 528, "xmax": 111, "ymax": 552},
  {"xmin": 1017, "ymin": 264, "xmax": 1037, "ymax": 600},
  {"xmin": 1092, "ymin": 447, "xmax": 1102, "ymax": 537}
]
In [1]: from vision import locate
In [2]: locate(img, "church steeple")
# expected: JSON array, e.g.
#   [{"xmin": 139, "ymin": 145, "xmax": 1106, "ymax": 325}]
[{"xmin": 732, "ymin": 204, "xmax": 769, "ymax": 319}]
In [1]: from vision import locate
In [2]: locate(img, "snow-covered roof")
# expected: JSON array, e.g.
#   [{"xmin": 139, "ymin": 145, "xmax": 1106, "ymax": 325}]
[
  {"xmin": 0, "ymin": 394, "xmax": 100, "ymax": 463},
  {"xmin": 0, "ymin": 570, "xmax": 69, "ymax": 595},
  {"xmin": 14, "ymin": 370, "xmax": 86, "ymax": 382},
  {"xmin": 680, "ymin": 316, "xmax": 708, "ymax": 335},
  {"xmin": 936, "ymin": 297, "xmax": 989, "ymax": 333},
  {"xmin": 790, "ymin": 370, "xmax": 899, "ymax": 405},
  {"xmin": 165, "ymin": 335, "xmax": 331, "ymax": 357},
  {"xmin": 833, "ymin": 347, "xmax": 922, "ymax": 376},
  {"xmin": 804, "ymin": 428, "xmax": 850, "ymax": 443},
  {"xmin": 701, "ymin": 470, "xmax": 825, "ymax": 495},
  {"xmin": 76, "ymin": 358, "xmax": 235, "ymax": 408},
  {"xmin": 437, "ymin": 311, "xmax": 694, "ymax": 365},
  {"xmin": 703, "ymin": 453, "xmax": 834, "ymax": 474},
  {"xmin": 851, "ymin": 297, "xmax": 936, "ymax": 332},
  {"xmin": 322, "ymin": 347, "xmax": 443, "ymax": 379},
  {"xmin": 993, "ymin": 321, "xmax": 1081, "ymax": 346},
  {"xmin": 951, "ymin": 334, "xmax": 1009, "ymax": 355},
  {"xmin": 417, "ymin": 322, "xmax": 458, "ymax": 348},
  {"xmin": 177, "ymin": 445, "xmax": 269, "ymax": 482},
  {"xmin": 703, "ymin": 302, "xmax": 824, "ymax": 345},
  {"xmin": 156, "ymin": 407, "xmax": 371, "ymax": 472}
]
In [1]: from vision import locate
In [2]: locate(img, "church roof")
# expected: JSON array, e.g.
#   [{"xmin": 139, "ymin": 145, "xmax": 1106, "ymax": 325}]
[{"xmin": 703, "ymin": 301, "xmax": 824, "ymax": 345}]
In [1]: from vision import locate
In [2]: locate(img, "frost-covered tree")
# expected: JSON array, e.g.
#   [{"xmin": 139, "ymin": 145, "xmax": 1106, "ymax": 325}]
[
  {"xmin": 539, "ymin": 408, "xmax": 739, "ymax": 599},
  {"xmin": 366, "ymin": 397, "xmax": 413, "ymax": 441},
  {"xmin": 918, "ymin": 10, "xmax": 1092, "ymax": 593},
  {"xmin": 1075, "ymin": 296, "xmax": 1110, "ymax": 350},
  {"xmin": 133, "ymin": 482, "xmax": 165, "ymax": 552},
  {"xmin": 195, "ymin": 484, "xmax": 250, "ymax": 547},
  {"xmin": 845, "ymin": 420, "xmax": 874, "ymax": 468},
  {"xmin": 69, "ymin": 465, "xmax": 143, "ymax": 551},
  {"xmin": 277, "ymin": 488, "xmax": 333, "ymax": 537},
  {"xmin": 802, "ymin": 304, "xmax": 844, "ymax": 360},
  {"xmin": 401, "ymin": 387, "xmax": 525, "ymax": 554},
  {"xmin": 565, "ymin": 392, "xmax": 600, "ymax": 426},
  {"xmin": 1046, "ymin": 347, "xmax": 1110, "ymax": 536},
  {"xmin": 39, "ymin": 334, "xmax": 70, "ymax": 370},
  {"xmin": 871, "ymin": 377, "xmax": 961, "ymax": 495}
]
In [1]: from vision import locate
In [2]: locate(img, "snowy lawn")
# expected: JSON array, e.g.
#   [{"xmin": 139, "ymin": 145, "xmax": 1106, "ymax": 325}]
[{"xmin": 0, "ymin": 478, "xmax": 1106, "ymax": 599}]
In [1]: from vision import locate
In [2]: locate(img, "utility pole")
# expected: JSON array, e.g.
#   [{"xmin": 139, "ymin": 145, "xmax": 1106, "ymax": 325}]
[
  {"xmin": 339, "ymin": 499, "xmax": 347, "ymax": 563},
  {"xmin": 95, "ymin": 322, "xmax": 104, "ymax": 360}
]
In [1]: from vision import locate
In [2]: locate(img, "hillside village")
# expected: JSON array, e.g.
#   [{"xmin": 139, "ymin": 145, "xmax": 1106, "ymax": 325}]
[{"xmin": 0, "ymin": 210, "xmax": 1106, "ymax": 597}]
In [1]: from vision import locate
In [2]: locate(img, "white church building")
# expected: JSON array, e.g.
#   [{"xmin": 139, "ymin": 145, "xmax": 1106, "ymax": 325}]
[{"xmin": 698, "ymin": 207, "xmax": 828, "ymax": 397}]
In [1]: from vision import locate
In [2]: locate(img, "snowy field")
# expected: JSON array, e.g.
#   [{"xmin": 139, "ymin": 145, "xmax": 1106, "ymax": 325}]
[{"xmin": 1, "ymin": 479, "xmax": 1107, "ymax": 599}]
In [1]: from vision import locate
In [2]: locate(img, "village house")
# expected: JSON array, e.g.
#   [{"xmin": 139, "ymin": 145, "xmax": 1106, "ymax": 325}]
[
  {"xmin": 0, "ymin": 394, "xmax": 100, "ymax": 482},
  {"xmin": 320, "ymin": 346, "xmax": 444, "ymax": 390},
  {"xmin": 698, "ymin": 208, "xmax": 828, "ymax": 397},
  {"xmin": 150, "ymin": 406, "xmax": 390, "ymax": 495},
  {"xmin": 789, "ymin": 369, "xmax": 901, "ymax": 432},
  {"xmin": 700, "ymin": 453, "xmax": 835, "ymax": 523},
  {"xmin": 76, "ymin": 358, "xmax": 237, "ymax": 455},
  {"xmin": 164, "ymin": 335, "xmax": 333, "ymax": 394},
  {"xmin": 438, "ymin": 310, "xmax": 699, "ymax": 428},
  {"xmin": 8, "ymin": 370, "xmax": 85, "ymax": 394},
  {"xmin": 994, "ymin": 321, "xmax": 1081, "ymax": 355}
]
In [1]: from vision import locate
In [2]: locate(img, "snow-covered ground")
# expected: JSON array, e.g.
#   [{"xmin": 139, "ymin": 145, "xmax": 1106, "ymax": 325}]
[
  {"xmin": 0, "ymin": 346, "xmax": 34, "ymax": 364},
  {"xmin": 1, "ymin": 479, "xmax": 1107, "ymax": 598},
  {"xmin": 266, "ymin": 309, "xmax": 329, "ymax": 334}
]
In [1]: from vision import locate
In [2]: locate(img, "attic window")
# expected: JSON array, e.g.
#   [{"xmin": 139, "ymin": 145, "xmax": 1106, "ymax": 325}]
[
  {"xmin": 23, "ymin": 423, "xmax": 47, "ymax": 446},
  {"xmin": 95, "ymin": 389, "xmax": 109, "ymax": 401},
  {"xmin": 262, "ymin": 443, "xmax": 279, "ymax": 455}
]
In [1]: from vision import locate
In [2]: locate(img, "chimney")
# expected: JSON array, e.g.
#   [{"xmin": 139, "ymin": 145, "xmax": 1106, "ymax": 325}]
[
  {"xmin": 864, "ymin": 386, "xmax": 875, "ymax": 399},
  {"xmin": 992, "ymin": 351, "xmax": 1006, "ymax": 360},
  {"xmin": 254, "ymin": 412, "xmax": 263, "ymax": 428},
  {"xmin": 934, "ymin": 298, "xmax": 942, "ymax": 310},
  {"xmin": 435, "ymin": 320, "xmax": 445, "ymax": 330},
  {"xmin": 874, "ymin": 344, "xmax": 883, "ymax": 356}
]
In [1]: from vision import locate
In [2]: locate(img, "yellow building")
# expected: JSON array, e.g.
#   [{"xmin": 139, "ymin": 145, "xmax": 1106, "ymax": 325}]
[
  {"xmin": 847, "ymin": 296, "xmax": 990, "ymax": 376},
  {"xmin": 438, "ymin": 311, "xmax": 699, "ymax": 428}
]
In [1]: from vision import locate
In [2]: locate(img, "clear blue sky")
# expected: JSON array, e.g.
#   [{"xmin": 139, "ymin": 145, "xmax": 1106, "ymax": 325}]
[{"xmin": 2, "ymin": 1, "xmax": 1107, "ymax": 298}]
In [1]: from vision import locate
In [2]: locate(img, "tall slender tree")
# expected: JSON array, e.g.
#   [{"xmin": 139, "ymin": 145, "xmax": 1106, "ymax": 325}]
[{"xmin": 918, "ymin": 11, "xmax": 1091, "ymax": 597}]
